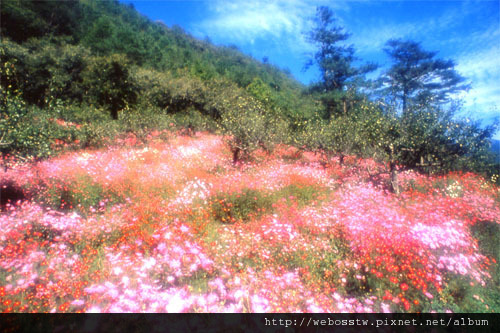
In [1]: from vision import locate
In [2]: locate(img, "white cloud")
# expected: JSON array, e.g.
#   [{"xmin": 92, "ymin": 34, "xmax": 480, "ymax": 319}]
[
  {"xmin": 456, "ymin": 45, "xmax": 500, "ymax": 115},
  {"xmin": 195, "ymin": 1, "xmax": 305, "ymax": 43},
  {"xmin": 349, "ymin": 1, "xmax": 487, "ymax": 59},
  {"xmin": 192, "ymin": 0, "xmax": 350, "ymax": 53},
  {"xmin": 351, "ymin": 21, "xmax": 419, "ymax": 55},
  {"xmin": 453, "ymin": 38, "xmax": 500, "ymax": 139}
]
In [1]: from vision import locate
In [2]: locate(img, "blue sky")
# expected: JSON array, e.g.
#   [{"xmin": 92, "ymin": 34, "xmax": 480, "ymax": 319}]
[{"xmin": 121, "ymin": 0, "xmax": 499, "ymax": 138}]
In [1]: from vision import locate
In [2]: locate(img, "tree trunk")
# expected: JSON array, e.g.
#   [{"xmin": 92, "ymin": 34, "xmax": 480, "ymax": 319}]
[
  {"xmin": 339, "ymin": 153, "xmax": 345, "ymax": 166},
  {"xmin": 111, "ymin": 106, "xmax": 118, "ymax": 120},
  {"xmin": 232, "ymin": 147, "xmax": 240, "ymax": 164},
  {"xmin": 402, "ymin": 87, "xmax": 408, "ymax": 116},
  {"xmin": 389, "ymin": 144, "xmax": 399, "ymax": 195},
  {"xmin": 390, "ymin": 161, "xmax": 400, "ymax": 195}
]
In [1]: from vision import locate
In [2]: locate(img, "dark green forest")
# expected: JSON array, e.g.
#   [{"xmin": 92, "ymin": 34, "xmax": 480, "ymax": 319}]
[{"xmin": 1, "ymin": 0, "xmax": 499, "ymax": 190}]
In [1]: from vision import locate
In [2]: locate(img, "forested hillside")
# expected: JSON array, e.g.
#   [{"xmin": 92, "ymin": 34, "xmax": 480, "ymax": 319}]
[
  {"xmin": 1, "ymin": 0, "xmax": 319, "ymax": 163},
  {"xmin": 1, "ymin": 0, "xmax": 498, "ymax": 182},
  {"xmin": 1, "ymin": 0, "xmax": 499, "ymax": 314}
]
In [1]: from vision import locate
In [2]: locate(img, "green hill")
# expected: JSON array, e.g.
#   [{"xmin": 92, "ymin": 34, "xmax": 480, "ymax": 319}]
[
  {"xmin": 1, "ymin": 0, "xmax": 498, "ymax": 184},
  {"xmin": 1, "ymin": 0, "xmax": 316, "ymax": 119}
]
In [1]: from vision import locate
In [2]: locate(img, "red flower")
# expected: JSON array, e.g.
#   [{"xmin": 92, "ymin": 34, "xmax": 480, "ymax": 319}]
[{"xmin": 400, "ymin": 283, "xmax": 409, "ymax": 291}]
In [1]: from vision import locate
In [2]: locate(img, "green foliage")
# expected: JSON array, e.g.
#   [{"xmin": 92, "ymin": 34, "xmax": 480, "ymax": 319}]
[
  {"xmin": 133, "ymin": 68, "xmax": 250, "ymax": 122},
  {"xmin": 117, "ymin": 108, "xmax": 169, "ymax": 141},
  {"xmin": 381, "ymin": 39, "xmax": 470, "ymax": 114},
  {"xmin": 294, "ymin": 227, "xmax": 358, "ymax": 293},
  {"xmin": 1, "ymin": 0, "xmax": 311, "ymax": 161},
  {"xmin": 368, "ymin": 38, "xmax": 497, "ymax": 189},
  {"xmin": 1, "ymin": 0, "xmax": 497, "ymax": 186},
  {"xmin": 76, "ymin": 118, "xmax": 121, "ymax": 149},
  {"xmin": 1, "ymin": 0, "xmax": 82, "ymax": 43},
  {"xmin": 31, "ymin": 174, "xmax": 124, "ymax": 214},
  {"xmin": 131, "ymin": 68, "xmax": 174, "ymax": 110},
  {"xmin": 382, "ymin": 102, "xmax": 499, "ymax": 176},
  {"xmin": 1, "ymin": 38, "xmax": 90, "ymax": 106},
  {"xmin": 165, "ymin": 72, "xmax": 213, "ymax": 115},
  {"xmin": 1, "ymin": 0, "xmax": 322, "ymax": 124},
  {"xmin": 305, "ymin": 6, "xmax": 376, "ymax": 118},
  {"xmin": 171, "ymin": 107, "xmax": 218, "ymax": 134},
  {"xmin": 73, "ymin": 108, "xmax": 172, "ymax": 148},
  {"xmin": 0, "ymin": 39, "xmax": 27, "ymax": 95},
  {"xmin": 471, "ymin": 220, "xmax": 500, "ymax": 270},
  {"xmin": 220, "ymin": 93, "xmax": 289, "ymax": 163},
  {"xmin": 82, "ymin": 16, "xmax": 117, "ymax": 55},
  {"xmin": 0, "ymin": 91, "xmax": 80, "ymax": 162},
  {"xmin": 82, "ymin": 54, "xmax": 136, "ymax": 119},
  {"xmin": 209, "ymin": 188, "xmax": 274, "ymax": 223},
  {"xmin": 132, "ymin": 67, "xmax": 214, "ymax": 116},
  {"xmin": 306, "ymin": 6, "xmax": 375, "ymax": 91},
  {"xmin": 209, "ymin": 184, "xmax": 325, "ymax": 224},
  {"xmin": 246, "ymin": 77, "xmax": 276, "ymax": 109},
  {"xmin": 430, "ymin": 272, "xmax": 499, "ymax": 313},
  {"xmin": 275, "ymin": 184, "xmax": 326, "ymax": 208},
  {"xmin": 470, "ymin": 221, "xmax": 500, "ymax": 312},
  {"xmin": 297, "ymin": 101, "xmax": 389, "ymax": 164}
]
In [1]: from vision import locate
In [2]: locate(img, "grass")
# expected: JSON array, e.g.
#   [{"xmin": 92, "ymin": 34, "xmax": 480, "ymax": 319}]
[{"xmin": 208, "ymin": 184, "xmax": 328, "ymax": 224}]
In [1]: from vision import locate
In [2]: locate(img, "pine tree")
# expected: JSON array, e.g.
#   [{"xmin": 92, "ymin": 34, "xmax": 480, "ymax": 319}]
[
  {"xmin": 305, "ymin": 6, "xmax": 376, "ymax": 117},
  {"xmin": 382, "ymin": 39, "xmax": 469, "ymax": 114}
]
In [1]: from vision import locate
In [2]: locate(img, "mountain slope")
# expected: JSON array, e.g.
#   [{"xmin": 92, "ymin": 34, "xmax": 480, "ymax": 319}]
[{"xmin": 0, "ymin": 0, "xmax": 315, "ymax": 119}]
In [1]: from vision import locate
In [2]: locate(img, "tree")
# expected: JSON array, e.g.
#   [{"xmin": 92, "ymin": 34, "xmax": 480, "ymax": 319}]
[
  {"xmin": 375, "ymin": 100, "xmax": 499, "ymax": 194},
  {"xmin": 305, "ymin": 6, "xmax": 376, "ymax": 117},
  {"xmin": 216, "ymin": 82, "xmax": 288, "ymax": 164},
  {"xmin": 400, "ymin": 103, "xmax": 498, "ymax": 173},
  {"xmin": 1, "ymin": 0, "xmax": 82, "ymax": 43},
  {"xmin": 246, "ymin": 77, "xmax": 276, "ymax": 112},
  {"xmin": 373, "ymin": 39, "xmax": 496, "ymax": 194},
  {"xmin": 82, "ymin": 54, "xmax": 136, "ymax": 120},
  {"xmin": 298, "ymin": 100, "xmax": 389, "ymax": 167},
  {"xmin": 382, "ymin": 39, "xmax": 470, "ymax": 115},
  {"xmin": 300, "ymin": 115, "xmax": 360, "ymax": 166},
  {"xmin": 82, "ymin": 17, "xmax": 116, "ymax": 55}
]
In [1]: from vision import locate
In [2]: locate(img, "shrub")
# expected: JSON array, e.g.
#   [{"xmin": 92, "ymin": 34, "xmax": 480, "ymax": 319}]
[
  {"xmin": 1, "ymin": 38, "xmax": 91, "ymax": 107},
  {"xmin": 76, "ymin": 119, "xmax": 121, "ymax": 149},
  {"xmin": 209, "ymin": 188, "xmax": 273, "ymax": 223},
  {"xmin": 171, "ymin": 107, "xmax": 218, "ymax": 134},
  {"xmin": 82, "ymin": 54, "xmax": 137, "ymax": 120},
  {"xmin": 275, "ymin": 184, "xmax": 327, "ymax": 208},
  {"xmin": 220, "ymin": 94, "xmax": 288, "ymax": 163},
  {"xmin": 32, "ymin": 174, "xmax": 124, "ymax": 214},
  {"xmin": 0, "ymin": 92, "xmax": 81, "ymax": 163}
]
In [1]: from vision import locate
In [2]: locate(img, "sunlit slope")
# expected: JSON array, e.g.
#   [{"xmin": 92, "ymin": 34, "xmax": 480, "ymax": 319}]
[{"xmin": 1, "ymin": 132, "xmax": 499, "ymax": 313}]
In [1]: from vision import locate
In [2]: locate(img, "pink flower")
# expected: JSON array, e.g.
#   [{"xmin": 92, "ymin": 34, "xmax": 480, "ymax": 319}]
[
  {"xmin": 71, "ymin": 299, "xmax": 85, "ymax": 307},
  {"xmin": 87, "ymin": 306, "xmax": 101, "ymax": 313}
]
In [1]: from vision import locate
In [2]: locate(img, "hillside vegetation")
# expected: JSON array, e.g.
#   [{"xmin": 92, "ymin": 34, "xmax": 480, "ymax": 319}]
[{"xmin": 0, "ymin": 0, "xmax": 499, "ymax": 313}]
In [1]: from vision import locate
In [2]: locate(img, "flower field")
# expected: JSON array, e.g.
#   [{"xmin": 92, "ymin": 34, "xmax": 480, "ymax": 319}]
[{"xmin": 1, "ymin": 131, "xmax": 499, "ymax": 313}]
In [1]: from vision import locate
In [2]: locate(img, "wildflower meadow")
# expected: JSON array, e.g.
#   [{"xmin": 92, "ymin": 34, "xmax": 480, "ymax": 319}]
[{"xmin": 1, "ymin": 131, "xmax": 499, "ymax": 313}]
